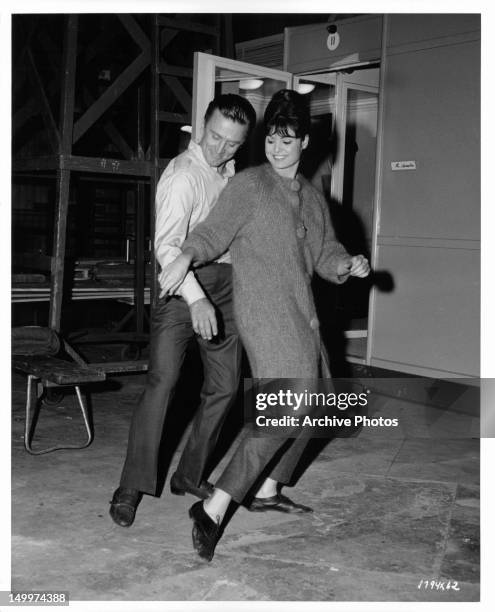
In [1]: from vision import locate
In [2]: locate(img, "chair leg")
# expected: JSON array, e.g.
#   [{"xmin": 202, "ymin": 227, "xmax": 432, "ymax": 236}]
[
  {"xmin": 74, "ymin": 385, "xmax": 94, "ymax": 448},
  {"xmin": 24, "ymin": 380, "xmax": 94, "ymax": 455},
  {"xmin": 24, "ymin": 375, "xmax": 42, "ymax": 454}
]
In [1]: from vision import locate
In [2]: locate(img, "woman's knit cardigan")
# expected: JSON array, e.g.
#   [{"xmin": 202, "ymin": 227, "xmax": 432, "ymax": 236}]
[{"xmin": 184, "ymin": 163, "xmax": 350, "ymax": 378}]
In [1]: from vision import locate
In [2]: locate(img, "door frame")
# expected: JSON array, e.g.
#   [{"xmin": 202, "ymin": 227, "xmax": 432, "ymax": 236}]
[
  {"xmin": 294, "ymin": 69, "xmax": 380, "ymax": 364},
  {"xmin": 294, "ymin": 70, "xmax": 379, "ymax": 206}
]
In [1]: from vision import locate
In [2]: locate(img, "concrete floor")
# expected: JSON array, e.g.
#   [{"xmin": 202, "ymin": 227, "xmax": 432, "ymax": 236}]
[{"xmin": 11, "ymin": 367, "xmax": 480, "ymax": 603}]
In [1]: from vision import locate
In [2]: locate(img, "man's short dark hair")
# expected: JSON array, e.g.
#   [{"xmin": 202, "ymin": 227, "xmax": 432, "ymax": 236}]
[{"xmin": 204, "ymin": 94, "xmax": 257, "ymax": 131}]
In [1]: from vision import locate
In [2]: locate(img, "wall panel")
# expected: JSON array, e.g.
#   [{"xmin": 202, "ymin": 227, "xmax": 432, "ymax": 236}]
[{"xmin": 371, "ymin": 244, "xmax": 479, "ymax": 376}]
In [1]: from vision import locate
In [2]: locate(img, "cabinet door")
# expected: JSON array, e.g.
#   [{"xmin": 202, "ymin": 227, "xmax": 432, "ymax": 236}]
[
  {"xmin": 368, "ymin": 17, "xmax": 480, "ymax": 378},
  {"xmin": 192, "ymin": 52, "xmax": 293, "ymax": 166}
]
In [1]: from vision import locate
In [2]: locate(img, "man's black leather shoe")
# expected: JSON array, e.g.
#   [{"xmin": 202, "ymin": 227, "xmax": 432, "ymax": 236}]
[
  {"xmin": 248, "ymin": 493, "xmax": 313, "ymax": 514},
  {"xmin": 109, "ymin": 487, "xmax": 142, "ymax": 527},
  {"xmin": 189, "ymin": 501, "xmax": 220, "ymax": 562},
  {"xmin": 170, "ymin": 472, "xmax": 214, "ymax": 500}
]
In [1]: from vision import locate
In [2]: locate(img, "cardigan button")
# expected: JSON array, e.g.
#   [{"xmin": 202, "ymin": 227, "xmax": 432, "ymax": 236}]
[
  {"xmin": 296, "ymin": 227, "xmax": 306, "ymax": 239},
  {"xmin": 309, "ymin": 317, "xmax": 319, "ymax": 330},
  {"xmin": 290, "ymin": 179, "xmax": 301, "ymax": 192}
]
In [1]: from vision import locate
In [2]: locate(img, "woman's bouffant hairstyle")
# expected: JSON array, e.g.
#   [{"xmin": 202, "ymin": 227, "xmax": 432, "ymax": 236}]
[{"xmin": 263, "ymin": 89, "xmax": 311, "ymax": 139}]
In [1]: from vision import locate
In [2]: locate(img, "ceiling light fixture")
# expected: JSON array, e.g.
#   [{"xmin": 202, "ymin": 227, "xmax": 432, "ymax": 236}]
[
  {"xmin": 239, "ymin": 78, "xmax": 263, "ymax": 90},
  {"xmin": 297, "ymin": 83, "xmax": 316, "ymax": 94}
]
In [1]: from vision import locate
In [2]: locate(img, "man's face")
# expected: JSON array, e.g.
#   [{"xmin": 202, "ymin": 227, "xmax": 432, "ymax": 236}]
[{"xmin": 199, "ymin": 108, "xmax": 249, "ymax": 169}]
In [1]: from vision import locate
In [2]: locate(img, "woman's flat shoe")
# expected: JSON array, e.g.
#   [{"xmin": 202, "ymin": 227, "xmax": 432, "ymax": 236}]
[
  {"xmin": 188, "ymin": 501, "xmax": 220, "ymax": 562},
  {"xmin": 248, "ymin": 493, "xmax": 313, "ymax": 514}
]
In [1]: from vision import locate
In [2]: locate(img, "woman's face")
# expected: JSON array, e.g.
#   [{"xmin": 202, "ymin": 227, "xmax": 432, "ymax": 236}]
[{"xmin": 265, "ymin": 128, "xmax": 309, "ymax": 178}]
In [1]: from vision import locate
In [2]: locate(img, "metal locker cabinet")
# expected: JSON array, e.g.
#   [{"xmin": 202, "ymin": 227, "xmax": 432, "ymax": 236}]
[
  {"xmin": 369, "ymin": 14, "xmax": 480, "ymax": 378},
  {"xmin": 285, "ymin": 14, "xmax": 480, "ymax": 378}
]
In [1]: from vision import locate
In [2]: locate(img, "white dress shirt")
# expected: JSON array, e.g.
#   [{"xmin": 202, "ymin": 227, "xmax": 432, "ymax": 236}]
[{"xmin": 155, "ymin": 139, "xmax": 235, "ymax": 305}]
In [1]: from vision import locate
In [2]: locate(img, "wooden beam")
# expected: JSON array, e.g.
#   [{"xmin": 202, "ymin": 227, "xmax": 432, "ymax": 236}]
[
  {"xmin": 158, "ymin": 111, "xmax": 190, "ymax": 124},
  {"xmin": 13, "ymin": 98, "xmax": 41, "ymax": 133},
  {"xmin": 49, "ymin": 14, "xmax": 79, "ymax": 332},
  {"xmin": 72, "ymin": 51, "xmax": 150, "ymax": 144},
  {"xmin": 135, "ymin": 182, "xmax": 146, "ymax": 333},
  {"xmin": 161, "ymin": 75, "xmax": 192, "ymax": 114},
  {"xmin": 12, "ymin": 26, "xmax": 59, "ymax": 142},
  {"xmin": 14, "ymin": 153, "xmax": 150, "ymax": 175},
  {"xmin": 118, "ymin": 14, "xmax": 151, "ymax": 52},
  {"xmin": 78, "ymin": 175, "xmax": 149, "ymax": 185},
  {"xmin": 49, "ymin": 168, "xmax": 71, "ymax": 332},
  {"xmin": 157, "ymin": 16, "xmax": 219, "ymax": 37},
  {"xmin": 26, "ymin": 48, "xmax": 60, "ymax": 153},
  {"xmin": 158, "ymin": 62, "xmax": 193, "ymax": 78},
  {"xmin": 150, "ymin": 15, "xmax": 160, "ymax": 310},
  {"xmin": 82, "ymin": 87, "xmax": 135, "ymax": 160},
  {"xmin": 160, "ymin": 28, "xmax": 178, "ymax": 49},
  {"xmin": 102, "ymin": 122, "xmax": 136, "ymax": 161},
  {"xmin": 221, "ymin": 14, "xmax": 234, "ymax": 59},
  {"xmin": 13, "ymin": 155, "xmax": 61, "ymax": 172},
  {"xmin": 14, "ymin": 51, "xmax": 59, "ymax": 133},
  {"xmin": 87, "ymin": 361, "xmax": 149, "ymax": 373},
  {"xmin": 62, "ymin": 155, "xmax": 152, "ymax": 176},
  {"xmin": 59, "ymin": 15, "xmax": 78, "ymax": 155},
  {"xmin": 136, "ymin": 82, "xmax": 146, "ymax": 161},
  {"xmin": 135, "ymin": 83, "xmax": 146, "ymax": 333}
]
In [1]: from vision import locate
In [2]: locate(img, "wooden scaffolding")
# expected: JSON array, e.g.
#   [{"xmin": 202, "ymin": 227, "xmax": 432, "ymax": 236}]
[{"xmin": 12, "ymin": 13, "xmax": 231, "ymax": 371}]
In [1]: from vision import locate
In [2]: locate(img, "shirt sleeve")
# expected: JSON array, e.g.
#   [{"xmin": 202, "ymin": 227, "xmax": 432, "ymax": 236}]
[{"xmin": 155, "ymin": 171, "xmax": 206, "ymax": 305}]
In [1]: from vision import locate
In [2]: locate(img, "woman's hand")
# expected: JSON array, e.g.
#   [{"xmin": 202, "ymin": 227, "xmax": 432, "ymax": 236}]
[
  {"xmin": 349, "ymin": 255, "xmax": 370, "ymax": 278},
  {"xmin": 160, "ymin": 252, "xmax": 193, "ymax": 296},
  {"xmin": 336, "ymin": 256, "xmax": 353, "ymax": 277}
]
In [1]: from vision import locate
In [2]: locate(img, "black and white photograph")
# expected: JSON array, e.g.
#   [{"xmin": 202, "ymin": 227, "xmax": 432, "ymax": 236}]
[{"xmin": 3, "ymin": 1, "xmax": 493, "ymax": 609}]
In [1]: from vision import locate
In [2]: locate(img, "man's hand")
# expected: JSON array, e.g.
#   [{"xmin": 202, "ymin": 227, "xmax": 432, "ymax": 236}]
[
  {"xmin": 349, "ymin": 255, "xmax": 370, "ymax": 278},
  {"xmin": 160, "ymin": 252, "xmax": 193, "ymax": 296},
  {"xmin": 189, "ymin": 298, "xmax": 218, "ymax": 341}
]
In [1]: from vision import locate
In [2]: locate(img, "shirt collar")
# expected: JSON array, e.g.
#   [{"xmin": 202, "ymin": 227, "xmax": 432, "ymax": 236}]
[{"xmin": 188, "ymin": 139, "xmax": 236, "ymax": 179}]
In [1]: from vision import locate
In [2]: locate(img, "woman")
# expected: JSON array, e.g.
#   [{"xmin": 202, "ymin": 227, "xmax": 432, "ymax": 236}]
[{"xmin": 161, "ymin": 89, "xmax": 370, "ymax": 561}]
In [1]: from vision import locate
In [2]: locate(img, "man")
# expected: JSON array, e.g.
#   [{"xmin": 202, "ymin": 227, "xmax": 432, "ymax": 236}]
[{"xmin": 109, "ymin": 94, "xmax": 256, "ymax": 527}]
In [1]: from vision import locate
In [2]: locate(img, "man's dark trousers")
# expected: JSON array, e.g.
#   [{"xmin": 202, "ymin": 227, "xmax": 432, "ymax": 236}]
[{"xmin": 120, "ymin": 263, "xmax": 241, "ymax": 495}]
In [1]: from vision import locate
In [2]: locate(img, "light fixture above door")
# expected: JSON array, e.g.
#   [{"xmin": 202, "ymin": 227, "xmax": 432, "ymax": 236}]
[
  {"xmin": 297, "ymin": 83, "xmax": 316, "ymax": 94},
  {"xmin": 239, "ymin": 78, "xmax": 263, "ymax": 90}
]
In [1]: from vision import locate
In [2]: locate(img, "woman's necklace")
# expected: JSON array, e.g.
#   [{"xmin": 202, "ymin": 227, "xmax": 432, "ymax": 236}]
[{"xmin": 289, "ymin": 177, "xmax": 307, "ymax": 239}]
